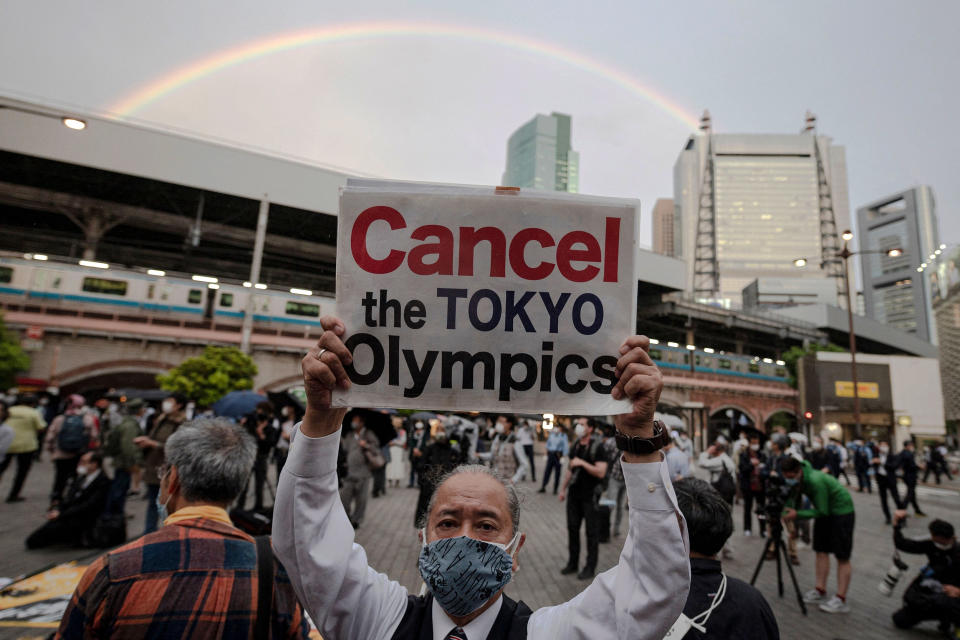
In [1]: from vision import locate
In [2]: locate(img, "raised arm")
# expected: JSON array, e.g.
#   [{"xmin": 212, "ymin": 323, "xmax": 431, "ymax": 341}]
[
  {"xmin": 529, "ymin": 335, "xmax": 690, "ymax": 639},
  {"xmin": 272, "ymin": 318, "xmax": 409, "ymax": 640}
]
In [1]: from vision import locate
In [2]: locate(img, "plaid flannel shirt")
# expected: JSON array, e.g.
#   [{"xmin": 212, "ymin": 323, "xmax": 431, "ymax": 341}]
[{"xmin": 55, "ymin": 517, "xmax": 310, "ymax": 639}]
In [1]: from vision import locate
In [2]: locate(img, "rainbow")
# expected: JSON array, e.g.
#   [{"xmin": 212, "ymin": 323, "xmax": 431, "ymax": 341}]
[{"xmin": 109, "ymin": 21, "xmax": 700, "ymax": 129}]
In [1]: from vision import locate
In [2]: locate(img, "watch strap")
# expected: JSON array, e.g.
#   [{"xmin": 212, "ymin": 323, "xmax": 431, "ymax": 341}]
[{"xmin": 615, "ymin": 420, "xmax": 670, "ymax": 455}]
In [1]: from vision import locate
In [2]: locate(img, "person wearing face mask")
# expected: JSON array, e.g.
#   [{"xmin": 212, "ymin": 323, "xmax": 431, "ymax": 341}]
[
  {"xmin": 274, "ymin": 318, "xmax": 689, "ymax": 640},
  {"xmin": 134, "ymin": 393, "xmax": 186, "ymax": 534},
  {"xmin": 780, "ymin": 456, "xmax": 855, "ymax": 613},
  {"xmin": 44, "ymin": 394, "xmax": 95, "ymax": 507},
  {"xmin": 805, "ymin": 436, "xmax": 830, "ymax": 473},
  {"xmin": 871, "ymin": 440, "xmax": 899, "ymax": 525},
  {"xmin": 738, "ymin": 435, "xmax": 768, "ymax": 537},
  {"xmin": 558, "ymin": 417, "xmax": 608, "ymax": 580},
  {"xmin": 489, "ymin": 415, "xmax": 520, "ymax": 480},
  {"xmin": 409, "ymin": 420, "xmax": 429, "ymax": 488},
  {"xmin": 26, "ymin": 451, "xmax": 110, "ymax": 549},
  {"xmin": 338, "ymin": 411, "xmax": 381, "ymax": 529},
  {"xmin": 889, "ymin": 514, "xmax": 960, "ymax": 632},
  {"xmin": 54, "ymin": 419, "xmax": 311, "ymax": 638}
]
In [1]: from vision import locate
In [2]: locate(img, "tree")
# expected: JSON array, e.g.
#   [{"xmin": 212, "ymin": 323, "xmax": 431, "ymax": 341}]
[
  {"xmin": 157, "ymin": 345, "xmax": 258, "ymax": 406},
  {"xmin": 780, "ymin": 342, "xmax": 845, "ymax": 389},
  {"xmin": 0, "ymin": 313, "xmax": 30, "ymax": 389}
]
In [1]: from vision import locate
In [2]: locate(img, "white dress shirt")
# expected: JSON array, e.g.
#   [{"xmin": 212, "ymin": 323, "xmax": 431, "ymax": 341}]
[
  {"xmin": 432, "ymin": 596, "xmax": 502, "ymax": 640},
  {"xmin": 274, "ymin": 425, "xmax": 690, "ymax": 640}
]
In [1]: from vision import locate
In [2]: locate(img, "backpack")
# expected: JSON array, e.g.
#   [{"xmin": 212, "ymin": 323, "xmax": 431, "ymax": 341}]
[
  {"xmin": 58, "ymin": 414, "xmax": 87, "ymax": 454},
  {"xmin": 712, "ymin": 466, "xmax": 737, "ymax": 503}
]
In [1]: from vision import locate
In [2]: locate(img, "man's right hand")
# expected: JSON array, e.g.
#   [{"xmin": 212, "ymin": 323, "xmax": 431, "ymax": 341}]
[
  {"xmin": 893, "ymin": 509, "xmax": 908, "ymax": 525},
  {"xmin": 300, "ymin": 316, "xmax": 353, "ymax": 438},
  {"xmin": 558, "ymin": 490, "xmax": 566, "ymax": 502}
]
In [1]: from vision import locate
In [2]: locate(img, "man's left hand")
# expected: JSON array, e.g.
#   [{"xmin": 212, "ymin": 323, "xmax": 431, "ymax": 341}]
[
  {"xmin": 46, "ymin": 509, "xmax": 59, "ymax": 520},
  {"xmin": 782, "ymin": 508, "xmax": 797, "ymax": 521},
  {"xmin": 568, "ymin": 457, "xmax": 582, "ymax": 469},
  {"xmin": 943, "ymin": 585, "xmax": 960, "ymax": 598}
]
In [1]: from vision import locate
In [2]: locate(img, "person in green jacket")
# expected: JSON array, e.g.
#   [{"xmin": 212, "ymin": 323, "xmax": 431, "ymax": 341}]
[
  {"xmin": 101, "ymin": 398, "xmax": 146, "ymax": 517},
  {"xmin": 781, "ymin": 456, "xmax": 855, "ymax": 614}
]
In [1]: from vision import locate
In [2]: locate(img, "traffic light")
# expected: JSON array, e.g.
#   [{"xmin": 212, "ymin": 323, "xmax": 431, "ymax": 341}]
[{"xmin": 803, "ymin": 410, "xmax": 813, "ymax": 421}]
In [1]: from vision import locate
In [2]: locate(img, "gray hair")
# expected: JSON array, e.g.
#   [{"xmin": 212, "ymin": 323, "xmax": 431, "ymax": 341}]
[
  {"xmin": 164, "ymin": 418, "xmax": 257, "ymax": 504},
  {"xmin": 417, "ymin": 464, "xmax": 521, "ymax": 534}
]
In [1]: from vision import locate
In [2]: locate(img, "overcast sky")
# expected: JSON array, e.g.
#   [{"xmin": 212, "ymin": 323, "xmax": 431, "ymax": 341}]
[{"xmin": 2, "ymin": 0, "xmax": 958, "ymax": 252}]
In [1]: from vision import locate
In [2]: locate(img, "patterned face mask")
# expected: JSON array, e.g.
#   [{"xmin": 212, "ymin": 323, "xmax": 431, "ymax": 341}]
[{"xmin": 418, "ymin": 530, "xmax": 521, "ymax": 617}]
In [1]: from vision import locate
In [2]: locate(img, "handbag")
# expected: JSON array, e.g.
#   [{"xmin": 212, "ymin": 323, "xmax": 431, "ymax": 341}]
[{"xmin": 364, "ymin": 446, "xmax": 386, "ymax": 470}]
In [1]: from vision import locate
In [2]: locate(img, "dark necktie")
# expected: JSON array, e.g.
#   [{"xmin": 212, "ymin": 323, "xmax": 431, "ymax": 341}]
[{"xmin": 444, "ymin": 627, "xmax": 467, "ymax": 640}]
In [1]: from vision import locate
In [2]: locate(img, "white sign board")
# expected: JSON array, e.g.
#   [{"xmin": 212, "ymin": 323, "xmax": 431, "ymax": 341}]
[{"xmin": 333, "ymin": 179, "xmax": 638, "ymax": 415}]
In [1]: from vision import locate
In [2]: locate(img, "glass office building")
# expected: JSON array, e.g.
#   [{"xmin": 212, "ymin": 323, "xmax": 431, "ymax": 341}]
[
  {"xmin": 502, "ymin": 112, "xmax": 579, "ymax": 193},
  {"xmin": 674, "ymin": 128, "xmax": 850, "ymax": 307},
  {"xmin": 858, "ymin": 186, "xmax": 940, "ymax": 343}
]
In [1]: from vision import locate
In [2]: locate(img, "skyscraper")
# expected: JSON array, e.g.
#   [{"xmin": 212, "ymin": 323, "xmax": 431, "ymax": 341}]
[
  {"xmin": 857, "ymin": 186, "xmax": 940, "ymax": 343},
  {"xmin": 502, "ymin": 112, "xmax": 579, "ymax": 192},
  {"xmin": 673, "ymin": 111, "xmax": 850, "ymax": 307},
  {"xmin": 651, "ymin": 198, "xmax": 675, "ymax": 256}
]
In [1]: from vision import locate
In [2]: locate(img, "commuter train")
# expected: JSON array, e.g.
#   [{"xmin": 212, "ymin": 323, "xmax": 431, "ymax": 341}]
[
  {"xmin": 648, "ymin": 342, "xmax": 788, "ymax": 383},
  {"xmin": 0, "ymin": 253, "xmax": 334, "ymax": 329}
]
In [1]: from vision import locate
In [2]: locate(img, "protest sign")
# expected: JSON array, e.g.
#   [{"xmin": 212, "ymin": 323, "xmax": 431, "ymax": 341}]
[{"xmin": 332, "ymin": 178, "xmax": 638, "ymax": 415}]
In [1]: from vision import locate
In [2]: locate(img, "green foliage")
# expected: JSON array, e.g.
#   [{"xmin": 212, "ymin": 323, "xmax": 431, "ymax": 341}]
[
  {"xmin": 0, "ymin": 313, "xmax": 30, "ymax": 389},
  {"xmin": 780, "ymin": 342, "xmax": 845, "ymax": 389},
  {"xmin": 156, "ymin": 345, "xmax": 258, "ymax": 406}
]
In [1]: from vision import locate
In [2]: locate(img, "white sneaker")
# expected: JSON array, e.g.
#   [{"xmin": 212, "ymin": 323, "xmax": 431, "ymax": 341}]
[
  {"xmin": 818, "ymin": 595, "xmax": 850, "ymax": 613},
  {"xmin": 802, "ymin": 589, "xmax": 824, "ymax": 603},
  {"xmin": 744, "ymin": 530, "xmax": 752, "ymax": 537}
]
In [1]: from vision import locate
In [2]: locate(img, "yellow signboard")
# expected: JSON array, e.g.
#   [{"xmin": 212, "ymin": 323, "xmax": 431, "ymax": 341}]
[{"xmin": 835, "ymin": 381, "xmax": 879, "ymax": 399}]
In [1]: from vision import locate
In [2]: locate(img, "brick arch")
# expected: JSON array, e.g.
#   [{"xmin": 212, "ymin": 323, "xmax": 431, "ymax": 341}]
[
  {"xmin": 763, "ymin": 407, "xmax": 797, "ymax": 423},
  {"xmin": 55, "ymin": 359, "xmax": 175, "ymax": 388},
  {"xmin": 709, "ymin": 403, "xmax": 759, "ymax": 427},
  {"xmin": 260, "ymin": 374, "xmax": 304, "ymax": 392}
]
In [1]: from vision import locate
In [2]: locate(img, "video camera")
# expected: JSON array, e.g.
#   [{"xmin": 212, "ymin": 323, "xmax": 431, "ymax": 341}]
[{"xmin": 756, "ymin": 474, "xmax": 799, "ymax": 536}]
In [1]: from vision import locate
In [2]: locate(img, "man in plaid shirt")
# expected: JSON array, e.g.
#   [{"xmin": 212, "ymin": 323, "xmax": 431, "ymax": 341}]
[{"xmin": 55, "ymin": 418, "xmax": 310, "ymax": 639}]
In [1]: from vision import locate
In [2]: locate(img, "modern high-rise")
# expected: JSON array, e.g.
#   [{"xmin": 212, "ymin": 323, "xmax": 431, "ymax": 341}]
[
  {"xmin": 857, "ymin": 186, "xmax": 940, "ymax": 343},
  {"xmin": 673, "ymin": 111, "xmax": 850, "ymax": 307},
  {"xmin": 502, "ymin": 112, "xmax": 579, "ymax": 192},
  {"xmin": 933, "ymin": 251, "xmax": 960, "ymax": 420},
  {"xmin": 651, "ymin": 198, "xmax": 675, "ymax": 256}
]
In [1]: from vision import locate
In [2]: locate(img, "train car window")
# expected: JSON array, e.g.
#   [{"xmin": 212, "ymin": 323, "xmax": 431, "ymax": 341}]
[
  {"xmin": 220, "ymin": 293, "xmax": 234, "ymax": 307},
  {"xmin": 749, "ymin": 363, "xmax": 760, "ymax": 374},
  {"xmin": 719, "ymin": 359, "xmax": 732, "ymax": 370},
  {"xmin": 695, "ymin": 356, "xmax": 701, "ymax": 366},
  {"xmin": 0, "ymin": 266, "xmax": 12, "ymax": 283},
  {"xmin": 160, "ymin": 287, "xmax": 169, "ymax": 301},
  {"xmin": 82, "ymin": 277, "xmax": 128, "ymax": 296},
  {"xmin": 286, "ymin": 301, "xmax": 320, "ymax": 317},
  {"xmin": 188, "ymin": 289, "xmax": 202, "ymax": 304},
  {"xmin": 649, "ymin": 348, "xmax": 662, "ymax": 360},
  {"xmin": 683, "ymin": 354, "xmax": 689, "ymax": 364},
  {"xmin": 775, "ymin": 367, "xmax": 787, "ymax": 377}
]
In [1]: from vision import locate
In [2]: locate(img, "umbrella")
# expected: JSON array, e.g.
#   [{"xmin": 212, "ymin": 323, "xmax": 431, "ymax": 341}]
[
  {"xmin": 410, "ymin": 411, "xmax": 437, "ymax": 421},
  {"xmin": 345, "ymin": 408, "xmax": 397, "ymax": 446},
  {"xmin": 213, "ymin": 390, "xmax": 267, "ymax": 420}
]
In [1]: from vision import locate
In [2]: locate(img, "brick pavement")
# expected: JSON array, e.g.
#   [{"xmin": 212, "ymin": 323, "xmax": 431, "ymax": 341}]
[{"xmin": 2, "ymin": 454, "xmax": 959, "ymax": 639}]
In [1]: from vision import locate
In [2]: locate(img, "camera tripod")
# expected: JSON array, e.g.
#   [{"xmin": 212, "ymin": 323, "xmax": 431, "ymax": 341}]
[{"xmin": 749, "ymin": 515, "xmax": 807, "ymax": 615}]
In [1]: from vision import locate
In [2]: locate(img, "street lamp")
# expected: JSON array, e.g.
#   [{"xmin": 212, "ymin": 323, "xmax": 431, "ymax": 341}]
[{"xmin": 793, "ymin": 230, "xmax": 904, "ymax": 439}]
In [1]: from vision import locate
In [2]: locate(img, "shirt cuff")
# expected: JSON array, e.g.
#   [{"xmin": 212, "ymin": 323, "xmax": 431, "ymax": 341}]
[
  {"xmin": 284, "ymin": 423, "xmax": 341, "ymax": 478},
  {"xmin": 621, "ymin": 456, "xmax": 676, "ymax": 511}
]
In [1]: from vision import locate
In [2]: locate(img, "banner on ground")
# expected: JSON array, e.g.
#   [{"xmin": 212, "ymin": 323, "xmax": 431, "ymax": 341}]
[{"xmin": 333, "ymin": 178, "xmax": 638, "ymax": 415}]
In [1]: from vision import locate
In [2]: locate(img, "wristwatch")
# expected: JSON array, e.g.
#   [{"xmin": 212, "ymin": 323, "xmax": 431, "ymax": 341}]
[{"xmin": 615, "ymin": 420, "xmax": 670, "ymax": 455}]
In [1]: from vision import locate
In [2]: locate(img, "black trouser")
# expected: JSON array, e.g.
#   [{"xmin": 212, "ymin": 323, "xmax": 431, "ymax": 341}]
[
  {"xmin": 923, "ymin": 461, "xmax": 952, "ymax": 483},
  {"xmin": 523, "ymin": 444, "xmax": 536, "ymax": 481},
  {"xmin": 104, "ymin": 468, "xmax": 131, "ymax": 516},
  {"xmin": 372, "ymin": 465, "xmax": 387, "ymax": 497},
  {"xmin": 1, "ymin": 452, "xmax": 35, "ymax": 500},
  {"xmin": 856, "ymin": 468, "xmax": 871, "ymax": 492},
  {"xmin": 893, "ymin": 594, "xmax": 960, "ymax": 628},
  {"xmin": 742, "ymin": 489, "xmax": 766, "ymax": 535},
  {"xmin": 237, "ymin": 453, "xmax": 269, "ymax": 511},
  {"xmin": 541, "ymin": 451, "xmax": 563, "ymax": 493},
  {"xmin": 51, "ymin": 456, "xmax": 79, "ymax": 504},
  {"xmin": 875, "ymin": 473, "xmax": 895, "ymax": 523},
  {"xmin": 26, "ymin": 516, "xmax": 89, "ymax": 549},
  {"xmin": 900, "ymin": 479, "xmax": 922, "ymax": 513},
  {"xmin": 566, "ymin": 491, "xmax": 599, "ymax": 570}
]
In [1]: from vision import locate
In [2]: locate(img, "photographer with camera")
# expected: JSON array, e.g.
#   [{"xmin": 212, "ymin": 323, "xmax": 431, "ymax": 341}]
[
  {"xmin": 889, "ymin": 511, "xmax": 960, "ymax": 633},
  {"xmin": 780, "ymin": 456, "xmax": 855, "ymax": 614}
]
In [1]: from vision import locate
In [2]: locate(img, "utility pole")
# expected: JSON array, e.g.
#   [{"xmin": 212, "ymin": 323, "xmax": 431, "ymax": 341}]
[{"xmin": 241, "ymin": 197, "xmax": 269, "ymax": 354}]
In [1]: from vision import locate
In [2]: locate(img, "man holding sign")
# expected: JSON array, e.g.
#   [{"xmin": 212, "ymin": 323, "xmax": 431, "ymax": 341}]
[{"xmin": 273, "ymin": 181, "xmax": 689, "ymax": 639}]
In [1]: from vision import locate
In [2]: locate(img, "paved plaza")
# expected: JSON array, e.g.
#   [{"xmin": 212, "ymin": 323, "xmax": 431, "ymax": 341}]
[{"xmin": 1, "ymin": 453, "xmax": 958, "ymax": 639}]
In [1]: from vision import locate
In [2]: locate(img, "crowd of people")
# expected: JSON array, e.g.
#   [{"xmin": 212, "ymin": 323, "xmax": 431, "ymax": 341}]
[{"xmin": 0, "ymin": 335, "xmax": 958, "ymax": 637}]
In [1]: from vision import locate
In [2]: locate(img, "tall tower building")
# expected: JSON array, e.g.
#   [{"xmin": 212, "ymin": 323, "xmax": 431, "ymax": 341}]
[
  {"xmin": 651, "ymin": 198, "xmax": 675, "ymax": 256},
  {"xmin": 502, "ymin": 112, "xmax": 579, "ymax": 192},
  {"xmin": 672, "ymin": 111, "xmax": 850, "ymax": 307},
  {"xmin": 857, "ymin": 186, "xmax": 940, "ymax": 342}
]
